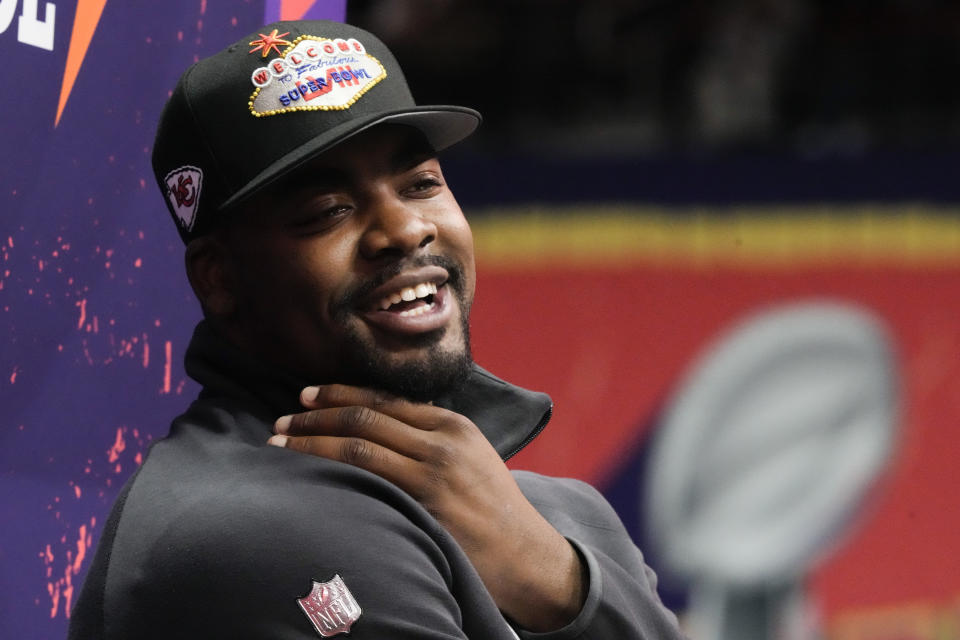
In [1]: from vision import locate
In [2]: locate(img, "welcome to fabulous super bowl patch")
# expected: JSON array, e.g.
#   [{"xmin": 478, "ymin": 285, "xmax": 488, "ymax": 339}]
[{"xmin": 248, "ymin": 35, "xmax": 386, "ymax": 117}]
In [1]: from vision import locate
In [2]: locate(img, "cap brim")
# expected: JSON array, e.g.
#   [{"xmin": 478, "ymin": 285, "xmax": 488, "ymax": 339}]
[{"xmin": 220, "ymin": 105, "xmax": 480, "ymax": 211}]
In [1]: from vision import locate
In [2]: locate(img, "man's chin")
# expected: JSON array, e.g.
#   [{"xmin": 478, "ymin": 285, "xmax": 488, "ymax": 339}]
[
  {"xmin": 342, "ymin": 345, "xmax": 472, "ymax": 402},
  {"xmin": 332, "ymin": 282, "xmax": 474, "ymax": 401},
  {"xmin": 335, "ymin": 323, "xmax": 473, "ymax": 402}
]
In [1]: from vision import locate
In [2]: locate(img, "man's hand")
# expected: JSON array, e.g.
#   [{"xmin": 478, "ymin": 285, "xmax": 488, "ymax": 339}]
[{"xmin": 268, "ymin": 384, "xmax": 585, "ymax": 632}]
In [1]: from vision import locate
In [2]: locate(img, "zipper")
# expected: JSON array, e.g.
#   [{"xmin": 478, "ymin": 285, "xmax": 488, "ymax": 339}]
[{"xmin": 502, "ymin": 403, "xmax": 553, "ymax": 462}]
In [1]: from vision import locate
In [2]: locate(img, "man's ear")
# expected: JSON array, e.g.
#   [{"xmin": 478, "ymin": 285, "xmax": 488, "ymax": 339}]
[{"xmin": 185, "ymin": 235, "xmax": 236, "ymax": 317}]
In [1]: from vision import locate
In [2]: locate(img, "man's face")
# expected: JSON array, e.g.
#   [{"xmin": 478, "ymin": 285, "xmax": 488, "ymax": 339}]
[{"xmin": 216, "ymin": 124, "xmax": 476, "ymax": 400}]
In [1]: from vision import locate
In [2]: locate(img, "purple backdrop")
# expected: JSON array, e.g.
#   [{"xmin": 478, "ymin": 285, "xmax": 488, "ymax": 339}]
[{"xmin": 1, "ymin": 2, "xmax": 345, "ymax": 638}]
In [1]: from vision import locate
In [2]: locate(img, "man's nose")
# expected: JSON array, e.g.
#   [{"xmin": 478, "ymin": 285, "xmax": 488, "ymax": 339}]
[{"xmin": 359, "ymin": 194, "xmax": 438, "ymax": 260}]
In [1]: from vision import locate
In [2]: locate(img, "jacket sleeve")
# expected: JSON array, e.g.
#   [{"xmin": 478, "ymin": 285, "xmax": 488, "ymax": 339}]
[
  {"xmin": 512, "ymin": 471, "xmax": 687, "ymax": 640},
  {"xmin": 84, "ymin": 446, "xmax": 522, "ymax": 640}
]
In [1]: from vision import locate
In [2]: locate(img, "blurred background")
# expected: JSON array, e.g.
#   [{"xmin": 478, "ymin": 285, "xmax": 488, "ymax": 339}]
[
  {"xmin": 351, "ymin": 0, "xmax": 960, "ymax": 154},
  {"xmin": 2, "ymin": 1, "xmax": 959, "ymax": 638}
]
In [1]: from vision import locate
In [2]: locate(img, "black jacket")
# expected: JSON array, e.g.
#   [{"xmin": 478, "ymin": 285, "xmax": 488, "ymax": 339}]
[{"xmin": 69, "ymin": 322, "xmax": 684, "ymax": 639}]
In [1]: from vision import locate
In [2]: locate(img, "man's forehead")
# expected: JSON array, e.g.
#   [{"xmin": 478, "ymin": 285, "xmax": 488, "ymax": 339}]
[{"xmin": 272, "ymin": 124, "xmax": 438, "ymax": 191}]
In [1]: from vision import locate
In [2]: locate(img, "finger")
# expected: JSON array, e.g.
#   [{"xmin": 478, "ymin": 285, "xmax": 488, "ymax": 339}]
[
  {"xmin": 299, "ymin": 384, "xmax": 455, "ymax": 432},
  {"xmin": 275, "ymin": 405, "xmax": 433, "ymax": 460},
  {"xmin": 268, "ymin": 434, "xmax": 422, "ymax": 491},
  {"xmin": 299, "ymin": 384, "xmax": 396, "ymax": 411}
]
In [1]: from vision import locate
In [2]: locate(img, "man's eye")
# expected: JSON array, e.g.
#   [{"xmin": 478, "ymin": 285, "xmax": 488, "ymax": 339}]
[
  {"xmin": 288, "ymin": 205, "xmax": 352, "ymax": 232},
  {"xmin": 322, "ymin": 205, "xmax": 352, "ymax": 217},
  {"xmin": 407, "ymin": 177, "xmax": 442, "ymax": 196}
]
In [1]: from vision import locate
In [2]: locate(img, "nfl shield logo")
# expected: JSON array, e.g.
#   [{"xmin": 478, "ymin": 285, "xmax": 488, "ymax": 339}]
[{"xmin": 297, "ymin": 574, "xmax": 362, "ymax": 637}]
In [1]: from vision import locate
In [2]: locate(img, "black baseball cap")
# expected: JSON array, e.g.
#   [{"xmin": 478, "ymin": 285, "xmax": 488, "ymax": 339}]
[{"xmin": 152, "ymin": 20, "xmax": 481, "ymax": 242}]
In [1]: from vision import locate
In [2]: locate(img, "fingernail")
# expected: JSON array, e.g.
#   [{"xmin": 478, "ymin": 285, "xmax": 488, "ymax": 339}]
[
  {"xmin": 274, "ymin": 415, "xmax": 291, "ymax": 433},
  {"xmin": 267, "ymin": 434, "xmax": 289, "ymax": 447},
  {"xmin": 302, "ymin": 386, "xmax": 320, "ymax": 402}
]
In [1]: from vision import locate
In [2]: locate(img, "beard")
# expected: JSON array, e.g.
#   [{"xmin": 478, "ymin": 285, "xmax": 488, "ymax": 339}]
[
  {"xmin": 331, "ymin": 255, "xmax": 474, "ymax": 402},
  {"xmin": 336, "ymin": 316, "xmax": 472, "ymax": 402}
]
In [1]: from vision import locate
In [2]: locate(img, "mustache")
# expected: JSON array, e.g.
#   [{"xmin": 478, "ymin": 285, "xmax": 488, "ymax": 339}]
[{"xmin": 335, "ymin": 254, "xmax": 466, "ymax": 312}]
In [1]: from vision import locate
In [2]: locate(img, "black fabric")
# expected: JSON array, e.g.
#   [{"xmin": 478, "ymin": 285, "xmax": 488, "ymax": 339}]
[
  {"xmin": 66, "ymin": 478, "xmax": 136, "ymax": 640},
  {"xmin": 68, "ymin": 322, "xmax": 686, "ymax": 639}
]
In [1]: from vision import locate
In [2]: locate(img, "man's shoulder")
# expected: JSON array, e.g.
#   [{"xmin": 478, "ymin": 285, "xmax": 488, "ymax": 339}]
[
  {"xmin": 512, "ymin": 469, "xmax": 629, "ymax": 535},
  {"xmin": 88, "ymin": 402, "xmax": 468, "ymax": 637},
  {"xmin": 511, "ymin": 469, "xmax": 607, "ymax": 507},
  {"xmin": 126, "ymin": 400, "xmax": 431, "ymax": 544},
  {"xmin": 106, "ymin": 396, "xmax": 438, "ymax": 564},
  {"xmin": 78, "ymin": 460, "xmax": 479, "ymax": 640}
]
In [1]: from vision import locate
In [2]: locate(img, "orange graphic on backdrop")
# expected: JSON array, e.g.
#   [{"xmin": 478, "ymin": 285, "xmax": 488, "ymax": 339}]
[
  {"xmin": 56, "ymin": 0, "xmax": 109, "ymax": 127},
  {"xmin": 279, "ymin": 0, "xmax": 318, "ymax": 21}
]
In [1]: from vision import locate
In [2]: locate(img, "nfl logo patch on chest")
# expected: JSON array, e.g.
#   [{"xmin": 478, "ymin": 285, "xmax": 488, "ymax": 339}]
[
  {"xmin": 249, "ymin": 35, "xmax": 385, "ymax": 117},
  {"xmin": 297, "ymin": 574, "xmax": 362, "ymax": 637}
]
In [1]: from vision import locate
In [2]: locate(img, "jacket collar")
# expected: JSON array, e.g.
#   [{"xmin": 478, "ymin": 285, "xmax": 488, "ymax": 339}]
[{"xmin": 184, "ymin": 321, "xmax": 553, "ymax": 460}]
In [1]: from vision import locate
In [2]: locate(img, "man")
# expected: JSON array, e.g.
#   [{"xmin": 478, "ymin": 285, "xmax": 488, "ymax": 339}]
[{"xmin": 69, "ymin": 20, "xmax": 685, "ymax": 639}]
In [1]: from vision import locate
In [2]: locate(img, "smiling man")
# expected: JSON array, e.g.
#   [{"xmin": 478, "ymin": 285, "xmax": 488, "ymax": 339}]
[
  {"xmin": 197, "ymin": 125, "xmax": 476, "ymax": 402},
  {"xmin": 69, "ymin": 20, "xmax": 685, "ymax": 640}
]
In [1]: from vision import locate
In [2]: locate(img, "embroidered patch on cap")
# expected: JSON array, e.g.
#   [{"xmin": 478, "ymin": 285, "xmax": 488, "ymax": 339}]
[
  {"xmin": 248, "ymin": 29, "xmax": 293, "ymax": 58},
  {"xmin": 248, "ymin": 35, "xmax": 385, "ymax": 117},
  {"xmin": 163, "ymin": 166, "xmax": 203, "ymax": 231},
  {"xmin": 297, "ymin": 574, "xmax": 362, "ymax": 637}
]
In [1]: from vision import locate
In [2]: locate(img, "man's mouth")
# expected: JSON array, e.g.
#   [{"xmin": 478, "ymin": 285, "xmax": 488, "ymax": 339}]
[
  {"xmin": 358, "ymin": 265, "xmax": 455, "ymax": 336},
  {"xmin": 376, "ymin": 281, "xmax": 439, "ymax": 317}
]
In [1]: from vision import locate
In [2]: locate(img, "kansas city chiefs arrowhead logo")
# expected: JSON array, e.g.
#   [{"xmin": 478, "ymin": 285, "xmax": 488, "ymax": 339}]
[{"xmin": 164, "ymin": 166, "xmax": 203, "ymax": 231}]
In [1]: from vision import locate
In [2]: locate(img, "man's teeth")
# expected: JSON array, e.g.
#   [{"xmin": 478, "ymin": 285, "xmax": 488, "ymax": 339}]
[{"xmin": 378, "ymin": 282, "xmax": 438, "ymax": 311}]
